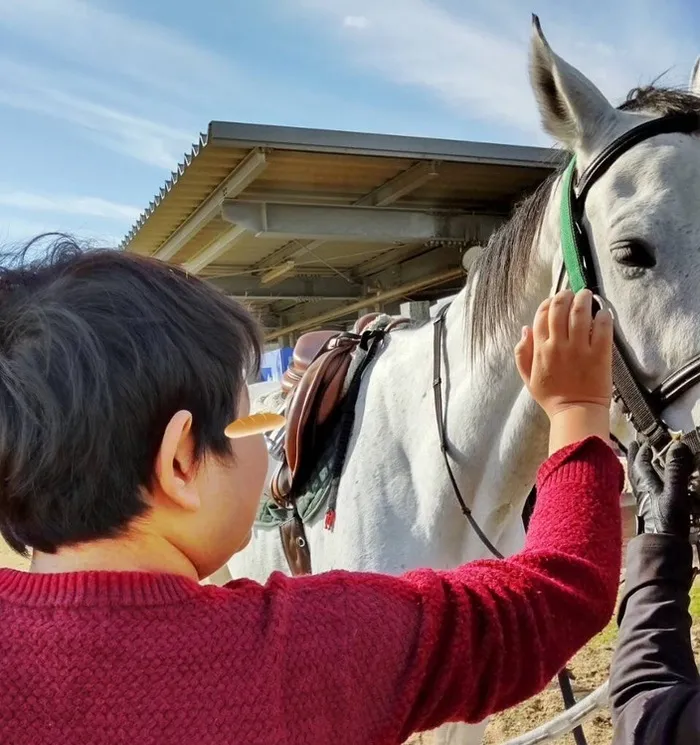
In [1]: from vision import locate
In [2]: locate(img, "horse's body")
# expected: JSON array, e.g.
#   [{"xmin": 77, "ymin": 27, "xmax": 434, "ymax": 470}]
[{"xmin": 231, "ymin": 23, "xmax": 700, "ymax": 745}]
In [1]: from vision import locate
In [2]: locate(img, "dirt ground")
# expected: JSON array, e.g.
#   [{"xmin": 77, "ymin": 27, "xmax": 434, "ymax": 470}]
[{"xmin": 482, "ymin": 581, "xmax": 700, "ymax": 745}]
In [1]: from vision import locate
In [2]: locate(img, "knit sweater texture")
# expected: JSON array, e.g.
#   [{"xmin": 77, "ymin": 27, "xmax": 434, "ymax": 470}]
[{"xmin": 0, "ymin": 437, "xmax": 622, "ymax": 744}]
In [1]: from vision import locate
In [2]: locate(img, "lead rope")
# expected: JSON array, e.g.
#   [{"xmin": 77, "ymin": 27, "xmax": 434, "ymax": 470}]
[{"xmin": 432, "ymin": 303, "xmax": 588, "ymax": 745}]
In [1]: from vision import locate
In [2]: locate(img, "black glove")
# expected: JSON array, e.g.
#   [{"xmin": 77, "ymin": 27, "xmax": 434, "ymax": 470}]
[{"xmin": 628, "ymin": 441, "xmax": 694, "ymax": 539}]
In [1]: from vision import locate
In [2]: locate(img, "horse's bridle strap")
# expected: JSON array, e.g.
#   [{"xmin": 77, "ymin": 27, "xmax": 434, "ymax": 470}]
[
  {"xmin": 576, "ymin": 113, "xmax": 700, "ymax": 205},
  {"xmin": 560, "ymin": 112, "xmax": 700, "ymax": 463},
  {"xmin": 432, "ymin": 303, "xmax": 504, "ymax": 559},
  {"xmin": 612, "ymin": 344, "xmax": 670, "ymax": 450}
]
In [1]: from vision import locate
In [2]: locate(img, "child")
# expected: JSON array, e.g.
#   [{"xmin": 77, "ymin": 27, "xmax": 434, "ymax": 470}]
[{"xmin": 0, "ymin": 237, "xmax": 622, "ymax": 744}]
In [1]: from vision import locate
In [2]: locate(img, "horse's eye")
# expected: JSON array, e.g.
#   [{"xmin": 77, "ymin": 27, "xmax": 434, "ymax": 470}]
[{"xmin": 611, "ymin": 239, "xmax": 657, "ymax": 270}]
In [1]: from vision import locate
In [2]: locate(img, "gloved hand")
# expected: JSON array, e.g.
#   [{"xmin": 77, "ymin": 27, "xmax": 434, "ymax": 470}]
[{"xmin": 628, "ymin": 441, "xmax": 694, "ymax": 539}]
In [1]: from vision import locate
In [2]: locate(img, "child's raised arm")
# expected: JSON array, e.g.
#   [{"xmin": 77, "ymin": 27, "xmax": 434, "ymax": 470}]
[{"xmin": 249, "ymin": 289, "xmax": 623, "ymax": 742}]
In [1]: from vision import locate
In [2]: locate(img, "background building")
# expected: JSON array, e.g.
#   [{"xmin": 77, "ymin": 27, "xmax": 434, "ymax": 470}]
[{"xmin": 121, "ymin": 121, "xmax": 558, "ymax": 379}]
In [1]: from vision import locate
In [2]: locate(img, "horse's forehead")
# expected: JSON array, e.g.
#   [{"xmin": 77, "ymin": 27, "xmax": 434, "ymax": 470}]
[
  {"xmin": 599, "ymin": 135, "xmax": 700, "ymax": 197},
  {"xmin": 587, "ymin": 136, "xmax": 700, "ymax": 238}
]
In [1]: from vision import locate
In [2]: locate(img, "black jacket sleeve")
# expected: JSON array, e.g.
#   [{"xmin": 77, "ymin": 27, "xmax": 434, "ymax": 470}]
[{"xmin": 610, "ymin": 534, "xmax": 700, "ymax": 744}]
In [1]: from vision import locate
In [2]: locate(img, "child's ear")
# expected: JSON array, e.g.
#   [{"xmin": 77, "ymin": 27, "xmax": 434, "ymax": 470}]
[{"xmin": 153, "ymin": 410, "xmax": 201, "ymax": 511}]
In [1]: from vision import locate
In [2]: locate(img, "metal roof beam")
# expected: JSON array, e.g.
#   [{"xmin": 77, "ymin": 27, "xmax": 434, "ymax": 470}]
[
  {"xmin": 208, "ymin": 273, "xmax": 363, "ymax": 299},
  {"xmin": 264, "ymin": 267, "xmax": 463, "ymax": 341},
  {"xmin": 222, "ymin": 201, "xmax": 502, "ymax": 243},
  {"xmin": 367, "ymin": 242, "xmax": 463, "ymax": 288},
  {"xmin": 355, "ymin": 160, "xmax": 440, "ymax": 207},
  {"xmin": 154, "ymin": 148, "xmax": 267, "ymax": 262},
  {"xmin": 209, "ymin": 120, "xmax": 562, "ymax": 169},
  {"xmin": 253, "ymin": 161, "xmax": 441, "ymax": 270},
  {"xmin": 182, "ymin": 225, "xmax": 247, "ymax": 274},
  {"xmin": 199, "ymin": 264, "xmax": 337, "ymax": 278},
  {"xmin": 230, "ymin": 294, "xmax": 359, "ymax": 302}
]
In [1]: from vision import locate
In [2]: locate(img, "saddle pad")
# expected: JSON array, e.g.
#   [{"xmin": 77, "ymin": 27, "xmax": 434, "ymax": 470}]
[{"xmin": 255, "ymin": 435, "xmax": 337, "ymax": 529}]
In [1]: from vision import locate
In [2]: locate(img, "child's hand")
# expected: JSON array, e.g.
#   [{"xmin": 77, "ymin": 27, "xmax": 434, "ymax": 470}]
[{"xmin": 515, "ymin": 289, "xmax": 614, "ymax": 453}]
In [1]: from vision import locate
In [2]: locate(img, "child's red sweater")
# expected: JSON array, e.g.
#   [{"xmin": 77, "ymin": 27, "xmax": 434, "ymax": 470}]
[{"xmin": 0, "ymin": 438, "xmax": 622, "ymax": 744}]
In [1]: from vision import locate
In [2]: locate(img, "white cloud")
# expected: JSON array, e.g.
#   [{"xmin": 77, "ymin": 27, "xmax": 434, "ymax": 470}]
[
  {"xmin": 0, "ymin": 216, "xmax": 121, "ymax": 248},
  {"xmin": 0, "ymin": 190, "xmax": 140, "ymax": 221},
  {"xmin": 0, "ymin": 0, "xmax": 243, "ymax": 168},
  {"xmin": 0, "ymin": 0, "xmax": 239, "ymax": 101},
  {"xmin": 0, "ymin": 58, "xmax": 196, "ymax": 169},
  {"xmin": 343, "ymin": 15, "xmax": 369, "ymax": 29},
  {"xmin": 292, "ymin": 0, "xmax": 700, "ymax": 141}
]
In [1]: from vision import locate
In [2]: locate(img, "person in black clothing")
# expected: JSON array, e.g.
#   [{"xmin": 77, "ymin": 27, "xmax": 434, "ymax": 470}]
[{"xmin": 610, "ymin": 441, "xmax": 699, "ymax": 743}]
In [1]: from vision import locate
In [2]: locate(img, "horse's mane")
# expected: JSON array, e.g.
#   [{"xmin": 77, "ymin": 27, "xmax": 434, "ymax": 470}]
[{"xmin": 470, "ymin": 85, "xmax": 700, "ymax": 355}]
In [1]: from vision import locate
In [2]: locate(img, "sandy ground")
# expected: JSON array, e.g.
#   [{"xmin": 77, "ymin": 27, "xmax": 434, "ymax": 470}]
[{"xmin": 481, "ymin": 582, "xmax": 700, "ymax": 745}]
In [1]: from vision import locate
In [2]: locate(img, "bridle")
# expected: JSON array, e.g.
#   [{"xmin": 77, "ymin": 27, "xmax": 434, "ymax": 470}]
[
  {"xmin": 558, "ymin": 111, "xmax": 700, "ymax": 469},
  {"xmin": 434, "ymin": 112, "xmax": 700, "ymax": 519},
  {"xmin": 432, "ymin": 111, "xmax": 700, "ymax": 745}
]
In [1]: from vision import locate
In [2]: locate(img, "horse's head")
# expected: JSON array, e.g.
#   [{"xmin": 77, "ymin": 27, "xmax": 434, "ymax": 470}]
[{"xmin": 529, "ymin": 18, "xmax": 700, "ymax": 447}]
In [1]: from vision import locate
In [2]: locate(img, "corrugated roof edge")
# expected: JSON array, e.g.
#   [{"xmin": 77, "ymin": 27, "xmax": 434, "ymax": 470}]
[
  {"xmin": 119, "ymin": 130, "xmax": 209, "ymax": 249},
  {"xmin": 120, "ymin": 121, "xmax": 565, "ymax": 251},
  {"xmin": 207, "ymin": 120, "xmax": 564, "ymax": 168}
]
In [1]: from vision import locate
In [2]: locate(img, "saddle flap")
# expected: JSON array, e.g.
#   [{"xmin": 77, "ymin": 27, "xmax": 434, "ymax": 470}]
[
  {"xmin": 286, "ymin": 342, "xmax": 354, "ymax": 475},
  {"xmin": 281, "ymin": 329, "xmax": 338, "ymax": 395},
  {"xmin": 270, "ymin": 314, "xmax": 407, "ymax": 505}
]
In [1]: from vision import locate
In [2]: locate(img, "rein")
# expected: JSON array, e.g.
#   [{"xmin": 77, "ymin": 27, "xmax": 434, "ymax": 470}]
[
  {"xmin": 432, "ymin": 302, "xmax": 584, "ymax": 745},
  {"xmin": 433, "ymin": 303, "xmax": 503, "ymax": 558}
]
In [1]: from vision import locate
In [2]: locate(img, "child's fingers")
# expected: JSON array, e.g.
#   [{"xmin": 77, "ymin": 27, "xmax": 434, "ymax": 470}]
[
  {"xmin": 569, "ymin": 290, "xmax": 593, "ymax": 347},
  {"xmin": 533, "ymin": 298, "xmax": 551, "ymax": 344},
  {"xmin": 549, "ymin": 290, "xmax": 574, "ymax": 342},
  {"xmin": 591, "ymin": 308, "xmax": 614, "ymax": 352},
  {"xmin": 514, "ymin": 326, "xmax": 534, "ymax": 384}
]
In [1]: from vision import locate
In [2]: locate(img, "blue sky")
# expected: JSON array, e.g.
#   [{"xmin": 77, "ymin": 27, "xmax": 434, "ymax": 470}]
[{"xmin": 0, "ymin": 0, "xmax": 697, "ymax": 248}]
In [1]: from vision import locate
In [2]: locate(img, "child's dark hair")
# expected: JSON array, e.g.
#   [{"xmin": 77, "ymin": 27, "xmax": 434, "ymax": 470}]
[{"xmin": 0, "ymin": 235, "xmax": 261, "ymax": 555}]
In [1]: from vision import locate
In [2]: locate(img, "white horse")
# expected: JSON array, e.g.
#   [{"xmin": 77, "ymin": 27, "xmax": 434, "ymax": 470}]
[{"xmin": 231, "ymin": 21, "xmax": 700, "ymax": 745}]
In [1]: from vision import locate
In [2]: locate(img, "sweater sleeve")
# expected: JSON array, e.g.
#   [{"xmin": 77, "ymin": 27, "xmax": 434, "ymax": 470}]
[
  {"xmin": 261, "ymin": 437, "xmax": 623, "ymax": 742},
  {"xmin": 610, "ymin": 535, "xmax": 700, "ymax": 745}
]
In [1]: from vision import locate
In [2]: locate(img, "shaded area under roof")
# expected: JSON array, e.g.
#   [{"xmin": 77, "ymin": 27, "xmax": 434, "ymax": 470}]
[{"xmin": 121, "ymin": 121, "xmax": 561, "ymax": 340}]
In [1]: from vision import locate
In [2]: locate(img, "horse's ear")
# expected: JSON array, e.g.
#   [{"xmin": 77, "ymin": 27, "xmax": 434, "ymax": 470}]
[
  {"xmin": 529, "ymin": 15, "xmax": 617, "ymax": 152},
  {"xmin": 690, "ymin": 57, "xmax": 700, "ymax": 96}
]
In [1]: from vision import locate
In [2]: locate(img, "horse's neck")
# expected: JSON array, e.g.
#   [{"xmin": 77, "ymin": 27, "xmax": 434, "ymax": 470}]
[
  {"xmin": 437, "ymin": 285, "xmax": 551, "ymax": 534},
  {"xmin": 440, "ymin": 182, "xmax": 563, "ymax": 553},
  {"xmin": 355, "ymin": 182, "xmax": 561, "ymax": 564}
]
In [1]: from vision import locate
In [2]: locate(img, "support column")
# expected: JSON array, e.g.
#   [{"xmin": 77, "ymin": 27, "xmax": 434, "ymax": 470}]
[{"xmin": 399, "ymin": 300, "xmax": 431, "ymax": 322}]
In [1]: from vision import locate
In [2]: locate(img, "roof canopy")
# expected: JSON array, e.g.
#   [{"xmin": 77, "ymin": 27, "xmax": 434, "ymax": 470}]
[{"xmin": 122, "ymin": 121, "xmax": 559, "ymax": 340}]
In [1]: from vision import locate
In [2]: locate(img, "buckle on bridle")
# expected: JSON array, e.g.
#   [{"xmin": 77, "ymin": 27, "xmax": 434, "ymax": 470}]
[
  {"xmin": 647, "ymin": 429, "xmax": 684, "ymax": 476},
  {"xmin": 592, "ymin": 293, "xmax": 614, "ymax": 321}
]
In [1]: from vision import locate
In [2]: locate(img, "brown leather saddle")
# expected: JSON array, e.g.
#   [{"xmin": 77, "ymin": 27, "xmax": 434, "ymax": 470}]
[
  {"xmin": 272, "ymin": 313, "xmax": 408, "ymax": 576},
  {"xmin": 272, "ymin": 313, "xmax": 389, "ymax": 504}
]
